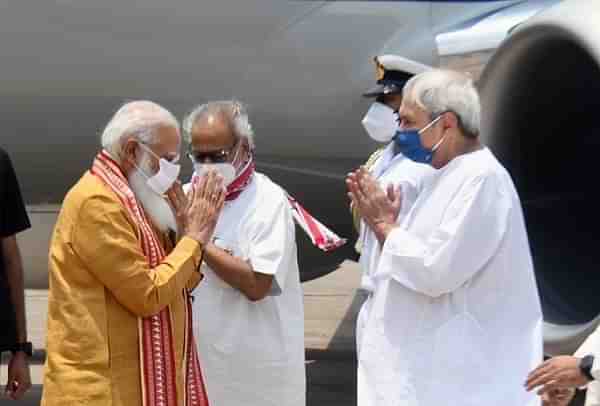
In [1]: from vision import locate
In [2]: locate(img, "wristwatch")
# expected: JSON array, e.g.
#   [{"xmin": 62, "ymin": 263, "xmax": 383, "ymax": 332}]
[
  {"xmin": 580, "ymin": 354, "xmax": 596, "ymax": 381},
  {"xmin": 10, "ymin": 342, "xmax": 33, "ymax": 357}
]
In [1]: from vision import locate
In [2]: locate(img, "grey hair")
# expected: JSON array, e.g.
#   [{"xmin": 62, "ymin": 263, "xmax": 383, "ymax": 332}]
[
  {"xmin": 182, "ymin": 100, "xmax": 255, "ymax": 149},
  {"xmin": 403, "ymin": 69, "xmax": 480, "ymax": 137},
  {"xmin": 101, "ymin": 100, "xmax": 180, "ymax": 161}
]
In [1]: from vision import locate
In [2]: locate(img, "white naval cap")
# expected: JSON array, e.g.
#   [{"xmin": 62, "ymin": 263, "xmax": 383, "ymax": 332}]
[{"xmin": 363, "ymin": 54, "xmax": 431, "ymax": 98}]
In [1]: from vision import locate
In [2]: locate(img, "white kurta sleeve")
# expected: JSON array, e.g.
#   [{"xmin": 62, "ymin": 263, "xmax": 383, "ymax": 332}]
[
  {"xmin": 247, "ymin": 196, "xmax": 296, "ymax": 295},
  {"xmin": 378, "ymin": 174, "xmax": 512, "ymax": 298}
]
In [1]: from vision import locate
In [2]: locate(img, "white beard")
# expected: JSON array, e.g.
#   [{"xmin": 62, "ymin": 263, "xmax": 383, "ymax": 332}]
[{"xmin": 128, "ymin": 167, "xmax": 177, "ymax": 234}]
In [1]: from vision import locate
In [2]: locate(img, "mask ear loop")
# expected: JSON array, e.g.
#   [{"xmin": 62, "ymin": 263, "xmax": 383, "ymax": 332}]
[
  {"xmin": 418, "ymin": 114, "xmax": 444, "ymax": 135},
  {"xmin": 137, "ymin": 141, "xmax": 160, "ymax": 160},
  {"xmin": 234, "ymin": 136, "xmax": 255, "ymax": 171},
  {"xmin": 133, "ymin": 142, "xmax": 181, "ymax": 190},
  {"xmin": 134, "ymin": 141, "xmax": 164, "ymax": 178},
  {"xmin": 431, "ymin": 133, "xmax": 447, "ymax": 153},
  {"xmin": 226, "ymin": 138, "xmax": 240, "ymax": 169},
  {"xmin": 131, "ymin": 161, "xmax": 152, "ymax": 181},
  {"xmin": 129, "ymin": 142, "xmax": 154, "ymax": 180},
  {"xmin": 419, "ymin": 113, "xmax": 448, "ymax": 152}
]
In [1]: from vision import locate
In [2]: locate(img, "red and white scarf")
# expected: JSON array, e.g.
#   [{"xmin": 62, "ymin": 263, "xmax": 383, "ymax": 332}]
[
  {"xmin": 192, "ymin": 154, "xmax": 346, "ymax": 252},
  {"xmin": 287, "ymin": 194, "xmax": 347, "ymax": 252},
  {"xmin": 91, "ymin": 150, "xmax": 209, "ymax": 406},
  {"xmin": 225, "ymin": 155, "xmax": 256, "ymax": 201}
]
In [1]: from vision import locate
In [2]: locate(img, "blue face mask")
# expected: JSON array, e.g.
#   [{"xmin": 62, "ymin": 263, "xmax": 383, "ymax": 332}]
[{"xmin": 393, "ymin": 115, "xmax": 446, "ymax": 164}]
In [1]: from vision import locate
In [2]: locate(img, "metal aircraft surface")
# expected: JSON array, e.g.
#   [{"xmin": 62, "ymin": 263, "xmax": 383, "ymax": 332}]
[{"xmin": 4, "ymin": 0, "xmax": 599, "ymax": 355}]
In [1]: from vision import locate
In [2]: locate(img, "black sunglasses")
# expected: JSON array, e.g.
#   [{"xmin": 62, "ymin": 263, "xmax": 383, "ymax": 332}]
[
  {"xmin": 188, "ymin": 149, "xmax": 229, "ymax": 163},
  {"xmin": 187, "ymin": 140, "xmax": 239, "ymax": 164}
]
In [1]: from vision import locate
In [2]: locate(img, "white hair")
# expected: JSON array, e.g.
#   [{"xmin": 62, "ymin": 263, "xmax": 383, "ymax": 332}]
[
  {"xmin": 101, "ymin": 100, "xmax": 180, "ymax": 161},
  {"xmin": 182, "ymin": 100, "xmax": 255, "ymax": 149},
  {"xmin": 403, "ymin": 69, "xmax": 480, "ymax": 137}
]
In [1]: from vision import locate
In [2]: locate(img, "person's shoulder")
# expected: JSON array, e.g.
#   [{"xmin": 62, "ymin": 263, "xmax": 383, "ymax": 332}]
[
  {"xmin": 473, "ymin": 148, "xmax": 511, "ymax": 181},
  {"xmin": 0, "ymin": 147, "xmax": 13, "ymax": 169},
  {"xmin": 454, "ymin": 148, "xmax": 514, "ymax": 196},
  {"xmin": 452, "ymin": 148, "xmax": 494, "ymax": 176},
  {"xmin": 254, "ymin": 172, "xmax": 288, "ymax": 207},
  {"xmin": 64, "ymin": 171, "xmax": 125, "ymax": 217},
  {"xmin": 254, "ymin": 172, "xmax": 287, "ymax": 199}
]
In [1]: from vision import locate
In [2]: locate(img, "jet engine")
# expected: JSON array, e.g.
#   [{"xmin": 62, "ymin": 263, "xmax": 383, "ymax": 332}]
[{"xmin": 478, "ymin": 0, "xmax": 600, "ymax": 355}]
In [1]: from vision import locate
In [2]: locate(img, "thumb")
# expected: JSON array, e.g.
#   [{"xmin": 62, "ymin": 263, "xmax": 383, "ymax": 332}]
[
  {"xmin": 386, "ymin": 183, "xmax": 396, "ymax": 201},
  {"xmin": 393, "ymin": 184, "xmax": 403, "ymax": 204}
]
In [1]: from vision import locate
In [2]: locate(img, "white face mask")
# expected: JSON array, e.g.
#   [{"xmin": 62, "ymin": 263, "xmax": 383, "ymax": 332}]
[
  {"xmin": 194, "ymin": 163, "xmax": 235, "ymax": 187},
  {"xmin": 136, "ymin": 143, "xmax": 181, "ymax": 195},
  {"xmin": 191, "ymin": 140, "xmax": 243, "ymax": 187},
  {"xmin": 361, "ymin": 102, "xmax": 399, "ymax": 143}
]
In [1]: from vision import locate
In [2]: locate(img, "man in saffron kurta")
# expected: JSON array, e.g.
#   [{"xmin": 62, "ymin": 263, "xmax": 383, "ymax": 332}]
[{"xmin": 41, "ymin": 101, "xmax": 225, "ymax": 406}]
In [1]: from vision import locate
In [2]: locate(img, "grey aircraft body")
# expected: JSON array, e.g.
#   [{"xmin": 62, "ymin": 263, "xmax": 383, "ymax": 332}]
[{"xmin": 5, "ymin": 0, "xmax": 600, "ymax": 355}]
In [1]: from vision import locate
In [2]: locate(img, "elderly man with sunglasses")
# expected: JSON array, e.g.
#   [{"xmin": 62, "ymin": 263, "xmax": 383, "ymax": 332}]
[{"xmin": 183, "ymin": 100, "xmax": 305, "ymax": 406}]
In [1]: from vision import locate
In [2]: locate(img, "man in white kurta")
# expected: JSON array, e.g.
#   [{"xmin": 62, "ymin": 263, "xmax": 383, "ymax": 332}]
[
  {"xmin": 184, "ymin": 101, "xmax": 305, "ymax": 406},
  {"xmin": 347, "ymin": 69, "xmax": 543, "ymax": 406}
]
